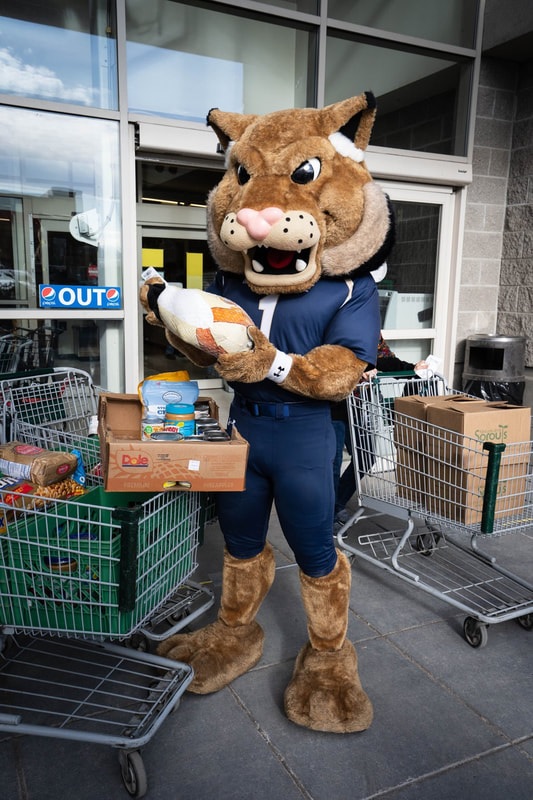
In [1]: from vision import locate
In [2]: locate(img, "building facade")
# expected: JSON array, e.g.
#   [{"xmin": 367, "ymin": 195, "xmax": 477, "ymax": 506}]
[{"xmin": 0, "ymin": 0, "xmax": 530, "ymax": 393}]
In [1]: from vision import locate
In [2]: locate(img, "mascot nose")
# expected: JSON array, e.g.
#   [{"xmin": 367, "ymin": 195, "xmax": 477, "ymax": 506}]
[{"xmin": 236, "ymin": 207, "xmax": 284, "ymax": 241}]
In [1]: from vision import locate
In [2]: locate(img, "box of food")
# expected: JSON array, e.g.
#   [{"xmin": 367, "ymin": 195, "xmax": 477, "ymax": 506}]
[
  {"xmin": 424, "ymin": 399, "xmax": 530, "ymax": 525},
  {"xmin": 98, "ymin": 393, "xmax": 248, "ymax": 492},
  {"xmin": 393, "ymin": 394, "xmax": 465, "ymax": 504}
]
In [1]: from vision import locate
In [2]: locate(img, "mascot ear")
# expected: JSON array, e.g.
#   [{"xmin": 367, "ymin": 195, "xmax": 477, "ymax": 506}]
[
  {"xmin": 207, "ymin": 108, "xmax": 259, "ymax": 152},
  {"xmin": 324, "ymin": 91, "xmax": 377, "ymax": 162},
  {"xmin": 338, "ymin": 91, "xmax": 377, "ymax": 152}
]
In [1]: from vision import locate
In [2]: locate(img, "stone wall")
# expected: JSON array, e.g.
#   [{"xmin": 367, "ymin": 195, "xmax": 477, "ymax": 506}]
[
  {"xmin": 497, "ymin": 59, "xmax": 533, "ymax": 368},
  {"xmin": 454, "ymin": 57, "xmax": 518, "ymax": 387}
]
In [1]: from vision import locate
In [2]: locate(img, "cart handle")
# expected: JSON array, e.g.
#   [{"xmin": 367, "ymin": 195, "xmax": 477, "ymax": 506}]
[{"xmin": 481, "ymin": 442, "xmax": 506, "ymax": 534}]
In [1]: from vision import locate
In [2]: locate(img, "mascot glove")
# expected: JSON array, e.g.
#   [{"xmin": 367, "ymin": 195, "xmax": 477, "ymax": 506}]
[{"xmin": 215, "ymin": 326, "xmax": 291, "ymax": 384}]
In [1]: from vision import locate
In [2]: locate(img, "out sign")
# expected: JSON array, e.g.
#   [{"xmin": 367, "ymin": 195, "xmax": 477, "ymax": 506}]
[{"xmin": 39, "ymin": 285, "xmax": 121, "ymax": 309}]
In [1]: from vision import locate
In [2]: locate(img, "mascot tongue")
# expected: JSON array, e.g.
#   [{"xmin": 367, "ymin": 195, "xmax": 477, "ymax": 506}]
[{"xmin": 267, "ymin": 249, "xmax": 293, "ymax": 270}]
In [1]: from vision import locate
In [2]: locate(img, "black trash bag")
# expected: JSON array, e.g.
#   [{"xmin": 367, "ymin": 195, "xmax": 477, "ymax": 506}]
[{"xmin": 463, "ymin": 379, "xmax": 525, "ymax": 405}]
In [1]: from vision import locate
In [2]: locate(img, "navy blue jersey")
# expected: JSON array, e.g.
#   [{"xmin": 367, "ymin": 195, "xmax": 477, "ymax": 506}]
[{"xmin": 208, "ymin": 271, "xmax": 380, "ymax": 403}]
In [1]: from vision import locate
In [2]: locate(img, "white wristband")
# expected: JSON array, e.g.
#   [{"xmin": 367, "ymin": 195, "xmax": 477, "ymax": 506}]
[{"xmin": 267, "ymin": 349, "xmax": 293, "ymax": 384}]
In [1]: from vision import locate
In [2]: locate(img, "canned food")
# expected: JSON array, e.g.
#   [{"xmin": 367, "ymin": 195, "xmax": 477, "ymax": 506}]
[
  {"xmin": 141, "ymin": 414, "xmax": 165, "ymax": 441},
  {"xmin": 203, "ymin": 430, "xmax": 230, "ymax": 441},
  {"xmin": 150, "ymin": 431, "xmax": 184, "ymax": 441}
]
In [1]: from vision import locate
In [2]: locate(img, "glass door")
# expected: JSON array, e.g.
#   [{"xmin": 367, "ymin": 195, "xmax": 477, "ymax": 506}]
[
  {"xmin": 136, "ymin": 157, "xmax": 223, "ymax": 386},
  {"xmin": 377, "ymin": 182, "xmax": 459, "ymax": 378},
  {"xmin": 139, "ymin": 226, "xmax": 219, "ymax": 380}
]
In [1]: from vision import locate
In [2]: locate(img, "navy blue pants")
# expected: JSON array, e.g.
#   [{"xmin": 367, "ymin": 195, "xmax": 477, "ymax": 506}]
[{"xmin": 215, "ymin": 395, "xmax": 337, "ymax": 578}]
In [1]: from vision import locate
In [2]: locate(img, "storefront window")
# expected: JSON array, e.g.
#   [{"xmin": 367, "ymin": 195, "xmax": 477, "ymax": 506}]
[
  {"xmin": 0, "ymin": 106, "xmax": 121, "ymax": 308},
  {"xmin": 0, "ymin": 106, "xmax": 122, "ymax": 389},
  {"xmin": 126, "ymin": 0, "xmax": 316, "ymax": 119},
  {"xmin": 328, "ymin": 0, "xmax": 479, "ymax": 49},
  {"xmin": 325, "ymin": 37, "xmax": 472, "ymax": 156},
  {"xmin": 0, "ymin": 0, "xmax": 117, "ymax": 110}
]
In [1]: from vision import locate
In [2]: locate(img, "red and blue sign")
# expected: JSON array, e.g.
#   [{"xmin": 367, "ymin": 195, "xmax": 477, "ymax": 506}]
[{"xmin": 39, "ymin": 285, "xmax": 122, "ymax": 309}]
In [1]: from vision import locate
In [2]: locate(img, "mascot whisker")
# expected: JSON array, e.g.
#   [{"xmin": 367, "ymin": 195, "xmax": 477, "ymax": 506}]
[{"xmin": 140, "ymin": 91, "xmax": 394, "ymax": 733}]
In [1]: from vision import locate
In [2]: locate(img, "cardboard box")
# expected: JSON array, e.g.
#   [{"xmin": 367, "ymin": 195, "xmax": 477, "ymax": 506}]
[
  {"xmin": 393, "ymin": 394, "xmax": 465, "ymax": 504},
  {"xmin": 98, "ymin": 393, "xmax": 249, "ymax": 493},
  {"xmin": 426, "ymin": 399, "xmax": 530, "ymax": 467},
  {"xmin": 424, "ymin": 399, "xmax": 530, "ymax": 525},
  {"xmin": 425, "ymin": 460, "xmax": 528, "ymax": 526}
]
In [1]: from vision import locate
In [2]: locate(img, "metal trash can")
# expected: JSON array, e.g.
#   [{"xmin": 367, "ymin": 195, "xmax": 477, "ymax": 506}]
[{"xmin": 462, "ymin": 334, "xmax": 526, "ymax": 405}]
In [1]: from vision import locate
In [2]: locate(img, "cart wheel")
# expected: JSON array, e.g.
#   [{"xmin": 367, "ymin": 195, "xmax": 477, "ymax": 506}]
[
  {"xmin": 516, "ymin": 613, "xmax": 533, "ymax": 631},
  {"xmin": 118, "ymin": 749, "xmax": 148, "ymax": 798},
  {"xmin": 123, "ymin": 633, "xmax": 150, "ymax": 653},
  {"xmin": 414, "ymin": 532, "xmax": 436, "ymax": 556},
  {"xmin": 463, "ymin": 616, "xmax": 488, "ymax": 648}
]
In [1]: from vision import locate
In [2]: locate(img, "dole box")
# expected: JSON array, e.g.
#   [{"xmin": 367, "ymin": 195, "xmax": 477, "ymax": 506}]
[{"xmin": 98, "ymin": 393, "xmax": 249, "ymax": 492}]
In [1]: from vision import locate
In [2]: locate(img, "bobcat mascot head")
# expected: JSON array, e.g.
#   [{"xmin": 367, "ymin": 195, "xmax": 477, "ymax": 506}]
[{"xmin": 206, "ymin": 90, "xmax": 394, "ymax": 295}]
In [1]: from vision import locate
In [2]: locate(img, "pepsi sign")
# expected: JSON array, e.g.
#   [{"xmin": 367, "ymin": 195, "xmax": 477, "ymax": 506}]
[{"xmin": 39, "ymin": 285, "xmax": 122, "ymax": 309}]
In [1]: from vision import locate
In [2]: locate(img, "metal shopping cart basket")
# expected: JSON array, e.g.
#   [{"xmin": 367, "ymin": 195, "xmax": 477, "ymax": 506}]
[
  {"xmin": 13, "ymin": 420, "xmax": 216, "ymax": 642},
  {"xmin": 0, "ymin": 366, "xmax": 99, "ymax": 443},
  {"xmin": 0, "ymin": 483, "xmax": 208, "ymax": 797},
  {"xmin": 336, "ymin": 373, "xmax": 533, "ymax": 649}
]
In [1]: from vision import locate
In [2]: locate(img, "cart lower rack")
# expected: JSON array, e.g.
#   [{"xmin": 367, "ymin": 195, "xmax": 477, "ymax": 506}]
[
  {"xmin": 0, "ymin": 633, "xmax": 192, "ymax": 797},
  {"xmin": 336, "ymin": 374, "xmax": 533, "ymax": 648}
]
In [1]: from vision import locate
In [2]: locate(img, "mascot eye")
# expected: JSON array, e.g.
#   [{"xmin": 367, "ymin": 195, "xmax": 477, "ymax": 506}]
[
  {"xmin": 236, "ymin": 164, "xmax": 251, "ymax": 185},
  {"xmin": 291, "ymin": 158, "xmax": 321, "ymax": 184}
]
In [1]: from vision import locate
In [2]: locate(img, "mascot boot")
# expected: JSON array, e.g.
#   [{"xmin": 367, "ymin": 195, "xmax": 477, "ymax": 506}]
[
  {"xmin": 284, "ymin": 551, "xmax": 373, "ymax": 733},
  {"xmin": 158, "ymin": 543, "xmax": 276, "ymax": 693}
]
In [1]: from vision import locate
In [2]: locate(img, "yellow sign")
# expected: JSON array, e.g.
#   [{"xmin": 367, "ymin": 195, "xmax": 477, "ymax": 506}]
[
  {"xmin": 142, "ymin": 248, "xmax": 164, "ymax": 269},
  {"xmin": 186, "ymin": 252, "xmax": 203, "ymax": 289}
]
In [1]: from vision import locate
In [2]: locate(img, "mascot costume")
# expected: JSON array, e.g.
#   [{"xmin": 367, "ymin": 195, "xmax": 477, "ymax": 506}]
[{"xmin": 140, "ymin": 91, "xmax": 394, "ymax": 733}]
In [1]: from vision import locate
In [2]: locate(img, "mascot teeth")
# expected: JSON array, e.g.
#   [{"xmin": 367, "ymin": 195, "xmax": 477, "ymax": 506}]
[
  {"xmin": 252, "ymin": 260, "xmax": 265, "ymax": 272},
  {"xmin": 295, "ymin": 259, "xmax": 307, "ymax": 272}
]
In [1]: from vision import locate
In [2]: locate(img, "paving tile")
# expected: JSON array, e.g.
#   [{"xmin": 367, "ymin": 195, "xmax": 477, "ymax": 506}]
[
  {"xmin": 389, "ymin": 618, "xmax": 533, "ymax": 739},
  {"xmin": 381, "ymin": 745, "xmax": 533, "ymax": 800},
  {"xmin": 141, "ymin": 685, "xmax": 309, "ymax": 800},
  {"xmin": 232, "ymin": 636, "xmax": 506, "ymax": 800},
  {"xmin": 0, "ymin": 738, "xmax": 19, "ymax": 800}
]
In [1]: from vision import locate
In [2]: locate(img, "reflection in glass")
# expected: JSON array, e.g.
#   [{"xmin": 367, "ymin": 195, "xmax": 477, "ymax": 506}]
[
  {"xmin": 325, "ymin": 38, "xmax": 471, "ymax": 156},
  {"xmin": 379, "ymin": 201, "xmax": 439, "ymax": 331},
  {"xmin": 0, "ymin": 1, "xmax": 117, "ymax": 109},
  {"xmin": 126, "ymin": 0, "xmax": 315, "ymax": 119},
  {"xmin": 0, "ymin": 198, "xmax": 29, "ymax": 308},
  {"xmin": 328, "ymin": 0, "xmax": 478, "ymax": 49},
  {"xmin": 0, "ymin": 106, "xmax": 122, "ymax": 310}
]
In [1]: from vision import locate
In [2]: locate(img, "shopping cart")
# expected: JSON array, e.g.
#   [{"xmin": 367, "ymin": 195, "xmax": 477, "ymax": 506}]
[
  {"xmin": 0, "ymin": 371, "xmax": 215, "ymax": 796},
  {"xmin": 0, "ymin": 366, "xmax": 99, "ymax": 439},
  {"xmin": 336, "ymin": 373, "xmax": 533, "ymax": 648},
  {"xmin": 0, "ymin": 332, "xmax": 32, "ymax": 373},
  {"xmin": 0, "ymin": 482, "xmax": 212, "ymax": 796}
]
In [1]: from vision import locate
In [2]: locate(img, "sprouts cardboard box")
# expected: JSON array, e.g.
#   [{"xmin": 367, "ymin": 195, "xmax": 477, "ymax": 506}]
[
  {"xmin": 393, "ymin": 395, "xmax": 530, "ymax": 524},
  {"xmin": 98, "ymin": 393, "xmax": 249, "ymax": 493},
  {"xmin": 424, "ymin": 399, "xmax": 530, "ymax": 525}
]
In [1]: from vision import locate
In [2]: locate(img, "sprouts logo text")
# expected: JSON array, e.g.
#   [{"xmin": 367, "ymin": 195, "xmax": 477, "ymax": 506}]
[{"xmin": 475, "ymin": 424, "xmax": 508, "ymax": 443}]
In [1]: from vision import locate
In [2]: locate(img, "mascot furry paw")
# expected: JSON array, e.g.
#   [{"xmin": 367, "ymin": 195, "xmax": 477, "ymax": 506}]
[{"xmin": 148, "ymin": 91, "xmax": 395, "ymax": 733}]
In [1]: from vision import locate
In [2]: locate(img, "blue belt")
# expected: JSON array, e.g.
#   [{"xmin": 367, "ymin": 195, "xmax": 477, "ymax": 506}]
[{"xmin": 234, "ymin": 393, "xmax": 326, "ymax": 419}]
